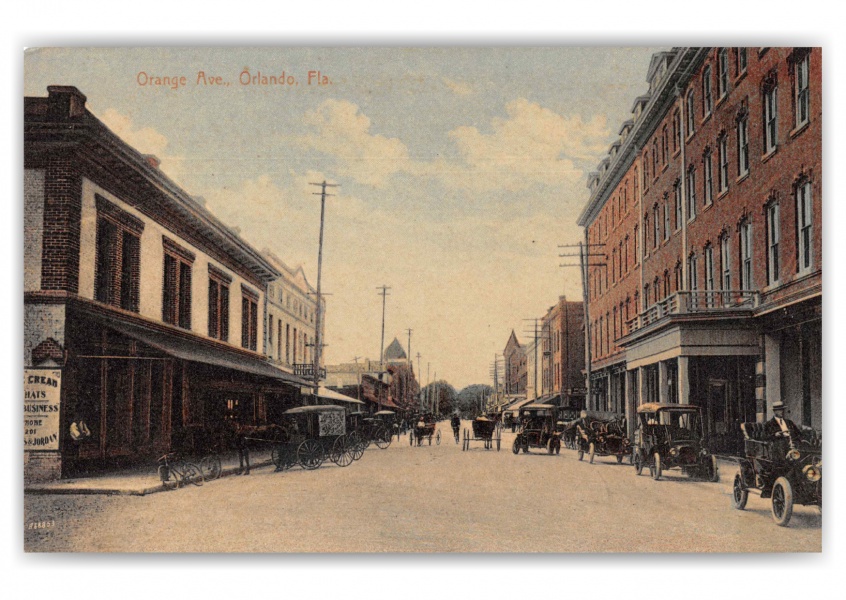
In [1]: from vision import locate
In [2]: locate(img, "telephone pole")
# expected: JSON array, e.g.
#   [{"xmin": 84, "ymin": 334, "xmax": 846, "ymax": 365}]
[
  {"xmin": 308, "ymin": 180, "xmax": 339, "ymax": 396},
  {"xmin": 376, "ymin": 285, "xmax": 391, "ymax": 367}
]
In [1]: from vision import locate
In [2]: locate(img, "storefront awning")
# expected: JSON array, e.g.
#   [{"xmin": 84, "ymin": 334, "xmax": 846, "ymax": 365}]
[
  {"xmin": 317, "ymin": 387, "xmax": 364, "ymax": 405},
  {"xmin": 77, "ymin": 306, "xmax": 312, "ymax": 387},
  {"xmin": 502, "ymin": 397, "xmax": 533, "ymax": 414}
]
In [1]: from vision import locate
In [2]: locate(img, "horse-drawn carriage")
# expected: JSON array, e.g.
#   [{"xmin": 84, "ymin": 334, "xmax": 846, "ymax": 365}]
[
  {"xmin": 270, "ymin": 405, "xmax": 356, "ymax": 471},
  {"xmin": 462, "ymin": 416, "xmax": 502, "ymax": 451},
  {"xmin": 575, "ymin": 410, "xmax": 631, "ymax": 464},
  {"xmin": 411, "ymin": 415, "xmax": 441, "ymax": 446}
]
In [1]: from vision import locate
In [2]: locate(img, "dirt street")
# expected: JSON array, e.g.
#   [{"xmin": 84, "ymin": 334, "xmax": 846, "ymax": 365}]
[{"xmin": 24, "ymin": 421, "xmax": 821, "ymax": 552}]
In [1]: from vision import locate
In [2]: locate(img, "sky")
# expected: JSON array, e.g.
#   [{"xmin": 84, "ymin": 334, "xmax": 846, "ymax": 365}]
[{"xmin": 24, "ymin": 47, "xmax": 664, "ymax": 389}]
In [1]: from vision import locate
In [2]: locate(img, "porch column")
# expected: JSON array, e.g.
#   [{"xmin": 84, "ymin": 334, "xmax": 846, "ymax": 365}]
[
  {"xmin": 658, "ymin": 360, "xmax": 669, "ymax": 404},
  {"xmin": 764, "ymin": 334, "xmax": 780, "ymax": 422},
  {"xmin": 678, "ymin": 356, "xmax": 690, "ymax": 404},
  {"xmin": 625, "ymin": 370, "xmax": 636, "ymax": 438},
  {"xmin": 638, "ymin": 366, "xmax": 646, "ymax": 407}
]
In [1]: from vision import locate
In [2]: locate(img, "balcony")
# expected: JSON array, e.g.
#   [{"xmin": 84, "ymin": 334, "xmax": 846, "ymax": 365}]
[
  {"xmin": 626, "ymin": 290, "xmax": 759, "ymax": 335},
  {"xmin": 293, "ymin": 363, "xmax": 327, "ymax": 380}
]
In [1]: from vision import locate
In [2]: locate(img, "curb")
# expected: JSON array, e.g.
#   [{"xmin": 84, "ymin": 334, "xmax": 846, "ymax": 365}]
[{"xmin": 24, "ymin": 459, "xmax": 274, "ymax": 497}]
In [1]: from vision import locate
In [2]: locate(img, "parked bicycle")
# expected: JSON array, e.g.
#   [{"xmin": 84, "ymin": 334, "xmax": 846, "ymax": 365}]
[
  {"xmin": 198, "ymin": 453, "xmax": 222, "ymax": 481},
  {"xmin": 157, "ymin": 453, "xmax": 204, "ymax": 489}
]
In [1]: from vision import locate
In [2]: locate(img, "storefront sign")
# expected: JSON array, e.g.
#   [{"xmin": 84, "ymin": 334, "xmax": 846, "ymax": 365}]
[{"xmin": 24, "ymin": 369, "xmax": 62, "ymax": 451}]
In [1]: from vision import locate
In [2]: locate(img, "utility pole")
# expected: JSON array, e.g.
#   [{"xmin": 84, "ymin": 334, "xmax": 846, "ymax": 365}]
[
  {"xmin": 560, "ymin": 241, "xmax": 606, "ymax": 410},
  {"xmin": 522, "ymin": 318, "xmax": 540, "ymax": 401},
  {"xmin": 376, "ymin": 285, "xmax": 391, "ymax": 368},
  {"xmin": 352, "ymin": 356, "xmax": 362, "ymax": 403},
  {"xmin": 426, "ymin": 362, "xmax": 431, "ymax": 412},
  {"xmin": 308, "ymin": 180, "xmax": 339, "ymax": 399}
]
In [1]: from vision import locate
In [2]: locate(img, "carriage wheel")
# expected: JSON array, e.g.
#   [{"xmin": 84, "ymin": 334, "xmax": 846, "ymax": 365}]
[
  {"xmin": 200, "ymin": 455, "xmax": 222, "ymax": 480},
  {"xmin": 330, "ymin": 435, "xmax": 354, "ymax": 467},
  {"xmin": 375, "ymin": 428, "xmax": 392, "ymax": 449},
  {"xmin": 436, "ymin": 430, "xmax": 441, "ymax": 445},
  {"xmin": 348, "ymin": 432, "xmax": 365, "ymax": 461},
  {"xmin": 651, "ymin": 452, "xmax": 662, "ymax": 480},
  {"xmin": 297, "ymin": 439, "xmax": 324, "ymax": 470},
  {"xmin": 732, "ymin": 473, "xmax": 748, "ymax": 510}
]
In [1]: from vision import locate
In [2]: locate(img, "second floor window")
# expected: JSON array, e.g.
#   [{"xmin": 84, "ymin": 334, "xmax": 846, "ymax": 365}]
[
  {"xmin": 653, "ymin": 205, "xmax": 660, "ymax": 248},
  {"xmin": 718, "ymin": 48, "xmax": 729, "ymax": 98},
  {"xmin": 740, "ymin": 221, "xmax": 753, "ymax": 290},
  {"xmin": 94, "ymin": 196, "xmax": 143, "ymax": 313},
  {"xmin": 766, "ymin": 202, "xmax": 780, "ymax": 285},
  {"xmin": 673, "ymin": 111, "xmax": 681, "ymax": 152},
  {"xmin": 687, "ymin": 167, "xmax": 697, "ymax": 221},
  {"xmin": 162, "ymin": 238, "xmax": 194, "ymax": 329},
  {"xmin": 674, "ymin": 181, "xmax": 683, "ymax": 229},
  {"xmin": 686, "ymin": 91, "xmax": 695, "ymax": 137},
  {"xmin": 796, "ymin": 180, "xmax": 814, "ymax": 272},
  {"xmin": 703, "ymin": 150, "xmax": 714, "ymax": 205},
  {"xmin": 703, "ymin": 66, "xmax": 713, "ymax": 116},
  {"xmin": 207, "ymin": 267, "xmax": 230, "ymax": 342},
  {"xmin": 664, "ymin": 199, "xmax": 671, "ymax": 241},
  {"xmin": 241, "ymin": 287, "xmax": 259, "ymax": 351}
]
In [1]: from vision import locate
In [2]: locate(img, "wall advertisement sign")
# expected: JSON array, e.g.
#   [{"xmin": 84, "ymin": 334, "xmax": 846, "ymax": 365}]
[{"xmin": 24, "ymin": 369, "xmax": 62, "ymax": 451}]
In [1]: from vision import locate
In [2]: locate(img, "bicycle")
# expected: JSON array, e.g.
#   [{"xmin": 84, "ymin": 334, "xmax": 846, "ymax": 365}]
[
  {"xmin": 198, "ymin": 453, "xmax": 222, "ymax": 481},
  {"xmin": 157, "ymin": 453, "xmax": 204, "ymax": 489}
]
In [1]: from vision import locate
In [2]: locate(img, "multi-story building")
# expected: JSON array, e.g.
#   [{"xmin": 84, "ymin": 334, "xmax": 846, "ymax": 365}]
[
  {"xmin": 578, "ymin": 48, "xmax": 821, "ymax": 448},
  {"xmin": 539, "ymin": 296, "xmax": 586, "ymax": 410},
  {"xmin": 503, "ymin": 330, "xmax": 527, "ymax": 396},
  {"xmin": 263, "ymin": 251, "xmax": 323, "ymax": 380},
  {"xmin": 24, "ymin": 86, "xmax": 311, "ymax": 481}
]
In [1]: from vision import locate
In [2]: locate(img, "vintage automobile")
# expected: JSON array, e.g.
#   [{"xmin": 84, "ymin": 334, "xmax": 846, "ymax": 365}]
[
  {"xmin": 632, "ymin": 403, "xmax": 718, "ymax": 481},
  {"xmin": 574, "ymin": 410, "xmax": 631, "ymax": 464},
  {"xmin": 512, "ymin": 403, "xmax": 562, "ymax": 454},
  {"xmin": 732, "ymin": 421, "xmax": 822, "ymax": 527}
]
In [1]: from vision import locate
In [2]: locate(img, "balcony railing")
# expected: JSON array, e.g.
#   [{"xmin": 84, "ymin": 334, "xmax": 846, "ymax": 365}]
[
  {"xmin": 293, "ymin": 363, "xmax": 327, "ymax": 380},
  {"xmin": 626, "ymin": 290, "xmax": 759, "ymax": 335}
]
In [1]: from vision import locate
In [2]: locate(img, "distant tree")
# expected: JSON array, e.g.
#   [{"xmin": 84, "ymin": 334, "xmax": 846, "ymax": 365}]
[
  {"xmin": 456, "ymin": 384, "xmax": 494, "ymax": 418},
  {"xmin": 420, "ymin": 380, "xmax": 457, "ymax": 417}
]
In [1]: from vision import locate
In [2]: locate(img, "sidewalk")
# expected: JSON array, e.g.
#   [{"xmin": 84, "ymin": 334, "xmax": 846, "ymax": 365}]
[{"xmin": 24, "ymin": 450, "xmax": 276, "ymax": 496}]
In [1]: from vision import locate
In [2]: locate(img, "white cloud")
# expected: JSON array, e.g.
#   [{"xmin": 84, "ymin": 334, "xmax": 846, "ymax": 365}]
[
  {"xmin": 297, "ymin": 100, "xmax": 410, "ymax": 188},
  {"xmin": 100, "ymin": 108, "xmax": 184, "ymax": 183},
  {"xmin": 437, "ymin": 98, "xmax": 611, "ymax": 192}
]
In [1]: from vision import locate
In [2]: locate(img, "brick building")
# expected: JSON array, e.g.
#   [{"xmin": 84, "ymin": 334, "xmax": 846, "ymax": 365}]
[
  {"xmin": 539, "ymin": 296, "xmax": 586, "ymax": 410},
  {"xmin": 24, "ymin": 86, "xmax": 311, "ymax": 481},
  {"xmin": 577, "ymin": 48, "xmax": 821, "ymax": 448},
  {"xmin": 503, "ymin": 330, "xmax": 527, "ymax": 396}
]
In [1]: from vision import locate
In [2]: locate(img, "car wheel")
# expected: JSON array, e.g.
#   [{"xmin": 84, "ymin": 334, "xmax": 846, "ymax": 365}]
[
  {"xmin": 634, "ymin": 452, "xmax": 644, "ymax": 476},
  {"xmin": 588, "ymin": 442, "xmax": 596, "ymax": 464},
  {"xmin": 512, "ymin": 438, "xmax": 520, "ymax": 455},
  {"xmin": 706, "ymin": 455, "xmax": 720, "ymax": 482},
  {"xmin": 732, "ymin": 473, "xmax": 748, "ymax": 510},
  {"xmin": 771, "ymin": 476, "xmax": 794, "ymax": 527},
  {"xmin": 651, "ymin": 452, "xmax": 662, "ymax": 480}
]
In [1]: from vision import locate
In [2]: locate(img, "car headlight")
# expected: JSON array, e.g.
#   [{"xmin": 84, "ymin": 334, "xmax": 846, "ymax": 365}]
[
  {"xmin": 669, "ymin": 448, "xmax": 678, "ymax": 457},
  {"xmin": 786, "ymin": 449, "xmax": 801, "ymax": 461},
  {"xmin": 803, "ymin": 465, "xmax": 821, "ymax": 482},
  {"xmin": 812, "ymin": 456, "xmax": 822, "ymax": 469}
]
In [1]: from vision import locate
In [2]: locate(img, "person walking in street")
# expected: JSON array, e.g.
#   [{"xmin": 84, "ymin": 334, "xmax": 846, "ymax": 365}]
[{"xmin": 451, "ymin": 414, "xmax": 461, "ymax": 444}]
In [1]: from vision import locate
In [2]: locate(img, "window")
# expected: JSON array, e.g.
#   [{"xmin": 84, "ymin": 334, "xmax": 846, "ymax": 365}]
[
  {"xmin": 718, "ymin": 48, "xmax": 729, "ymax": 98},
  {"xmin": 634, "ymin": 225, "xmax": 639, "ymax": 264},
  {"xmin": 268, "ymin": 314, "xmax": 274, "ymax": 356},
  {"xmin": 277, "ymin": 320, "xmax": 282, "ymax": 361},
  {"xmin": 664, "ymin": 197, "xmax": 671, "ymax": 241},
  {"xmin": 644, "ymin": 284, "xmax": 650, "ymax": 308},
  {"xmin": 663, "ymin": 270, "xmax": 671, "ymax": 298},
  {"xmin": 162, "ymin": 237, "xmax": 194, "ymax": 329},
  {"xmin": 619, "ymin": 240, "xmax": 624, "ymax": 279},
  {"xmin": 94, "ymin": 196, "xmax": 143, "ymax": 313},
  {"xmin": 704, "ymin": 245, "xmax": 715, "ymax": 306},
  {"xmin": 652, "ymin": 140, "xmax": 658, "ymax": 175},
  {"xmin": 687, "ymin": 167, "xmax": 697, "ymax": 220},
  {"xmin": 740, "ymin": 221, "xmax": 753, "ymax": 290},
  {"xmin": 653, "ymin": 205, "xmax": 660, "ymax": 248},
  {"xmin": 737, "ymin": 116, "xmax": 749, "ymax": 177},
  {"xmin": 686, "ymin": 91, "xmax": 695, "ymax": 136},
  {"xmin": 703, "ymin": 66, "xmax": 713, "ymax": 116},
  {"xmin": 207, "ymin": 265, "xmax": 230, "ymax": 341},
  {"xmin": 737, "ymin": 48, "xmax": 748, "ymax": 76},
  {"xmin": 674, "ymin": 180, "xmax": 683, "ymax": 230},
  {"xmin": 718, "ymin": 135, "xmax": 729, "ymax": 193},
  {"xmin": 643, "ymin": 154, "xmax": 650, "ymax": 188},
  {"xmin": 662, "ymin": 126, "xmax": 669, "ymax": 164},
  {"xmin": 611, "ymin": 248, "xmax": 617, "ymax": 283},
  {"xmin": 675, "ymin": 260, "xmax": 683, "ymax": 292},
  {"xmin": 703, "ymin": 149, "xmax": 713, "ymax": 206},
  {"xmin": 796, "ymin": 180, "xmax": 813, "ymax": 272},
  {"xmin": 241, "ymin": 286, "xmax": 259, "ymax": 351},
  {"xmin": 720, "ymin": 235, "xmax": 732, "ymax": 294},
  {"xmin": 688, "ymin": 253, "xmax": 699, "ymax": 293},
  {"xmin": 795, "ymin": 52, "xmax": 810, "ymax": 128},
  {"xmin": 673, "ymin": 110, "xmax": 681, "ymax": 152},
  {"xmin": 285, "ymin": 323, "xmax": 291, "ymax": 363},
  {"xmin": 766, "ymin": 202, "xmax": 780, "ymax": 285},
  {"xmin": 764, "ymin": 83, "xmax": 778, "ymax": 154}
]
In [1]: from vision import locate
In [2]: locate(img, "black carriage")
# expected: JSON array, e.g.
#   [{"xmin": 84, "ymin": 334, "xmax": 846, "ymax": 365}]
[
  {"xmin": 462, "ymin": 416, "xmax": 501, "ymax": 451},
  {"xmin": 512, "ymin": 404, "xmax": 562, "ymax": 454},
  {"xmin": 732, "ymin": 421, "xmax": 822, "ymax": 527},
  {"xmin": 271, "ymin": 405, "xmax": 354, "ymax": 471},
  {"xmin": 575, "ymin": 410, "xmax": 631, "ymax": 464},
  {"xmin": 632, "ymin": 403, "xmax": 718, "ymax": 481},
  {"xmin": 411, "ymin": 414, "xmax": 441, "ymax": 446}
]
